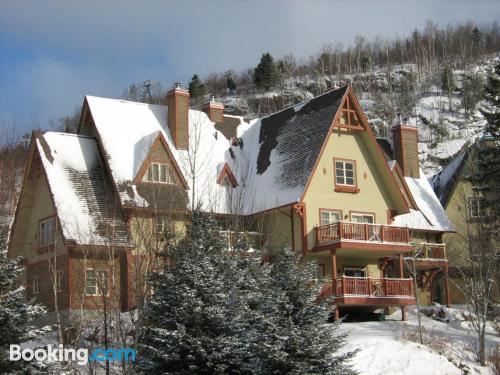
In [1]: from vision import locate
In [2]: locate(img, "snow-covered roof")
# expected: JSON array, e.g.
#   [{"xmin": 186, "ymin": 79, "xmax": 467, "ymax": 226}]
[
  {"xmin": 429, "ymin": 150, "xmax": 469, "ymax": 206},
  {"xmin": 35, "ymin": 132, "xmax": 133, "ymax": 246},
  {"xmin": 86, "ymin": 96, "xmax": 236, "ymax": 213},
  {"xmin": 229, "ymin": 87, "xmax": 347, "ymax": 213},
  {"xmin": 79, "ymin": 87, "xmax": 453, "ymax": 232},
  {"xmin": 393, "ymin": 168, "xmax": 454, "ymax": 232}
]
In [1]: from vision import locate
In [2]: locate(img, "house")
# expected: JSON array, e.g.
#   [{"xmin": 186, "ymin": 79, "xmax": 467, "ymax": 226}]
[
  {"xmin": 8, "ymin": 84, "xmax": 454, "ymax": 325},
  {"xmin": 430, "ymin": 136, "xmax": 499, "ymax": 303}
]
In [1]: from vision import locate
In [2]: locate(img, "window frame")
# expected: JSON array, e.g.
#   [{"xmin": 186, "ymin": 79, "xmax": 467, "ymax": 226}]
[
  {"xmin": 468, "ymin": 197, "xmax": 486, "ymax": 219},
  {"xmin": 85, "ymin": 269, "xmax": 109, "ymax": 297},
  {"xmin": 319, "ymin": 209, "xmax": 343, "ymax": 226},
  {"xmin": 38, "ymin": 216, "xmax": 55, "ymax": 249},
  {"xmin": 333, "ymin": 158, "xmax": 359, "ymax": 193},
  {"xmin": 32, "ymin": 276, "xmax": 39, "ymax": 295},
  {"xmin": 55, "ymin": 270, "xmax": 63, "ymax": 292},
  {"xmin": 143, "ymin": 162, "xmax": 175, "ymax": 184},
  {"xmin": 343, "ymin": 266, "xmax": 367, "ymax": 277},
  {"xmin": 350, "ymin": 211, "xmax": 375, "ymax": 224},
  {"xmin": 155, "ymin": 216, "xmax": 176, "ymax": 241}
]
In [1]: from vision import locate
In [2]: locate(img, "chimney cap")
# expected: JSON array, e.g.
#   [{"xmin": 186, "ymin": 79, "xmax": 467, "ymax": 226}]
[{"xmin": 175, "ymin": 81, "xmax": 181, "ymax": 89}]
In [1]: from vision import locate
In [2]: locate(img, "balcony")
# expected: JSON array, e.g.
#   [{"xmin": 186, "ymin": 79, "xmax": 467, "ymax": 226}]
[
  {"xmin": 313, "ymin": 221, "xmax": 413, "ymax": 253},
  {"xmin": 405, "ymin": 243, "xmax": 448, "ymax": 269},
  {"xmin": 318, "ymin": 276, "xmax": 416, "ymax": 306}
]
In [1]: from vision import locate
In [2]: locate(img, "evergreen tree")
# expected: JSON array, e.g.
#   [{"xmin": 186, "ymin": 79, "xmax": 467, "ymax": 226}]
[
  {"xmin": 189, "ymin": 74, "xmax": 206, "ymax": 100},
  {"xmin": 227, "ymin": 76, "xmax": 237, "ymax": 92},
  {"xmin": 0, "ymin": 238, "xmax": 47, "ymax": 374},
  {"xmin": 254, "ymin": 53, "xmax": 278, "ymax": 90},
  {"xmin": 461, "ymin": 71, "xmax": 484, "ymax": 118},
  {"xmin": 137, "ymin": 210, "xmax": 261, "ymax": 374},
  {"xmin": 441, "ymin": 65, "xmax": 455, "ymax": 94},
  {"xmin": 254, "ymin": 249, "xmax": 356, "ymax": 375},
  {"xmin": 479, "ymin": 60, "xmax": 500, "ymax": 216},
  {"xmin": 137, "ymin": 212, "xmax": 355, "ymax": 374}
]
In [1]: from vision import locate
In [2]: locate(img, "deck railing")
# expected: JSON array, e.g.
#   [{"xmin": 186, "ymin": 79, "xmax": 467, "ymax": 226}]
[
  {"xmin": 417, "ymin": 243, "xmax": 446, "ymax": 260},
  {"xmin": 315, "ymin": 221, "xmax": 410, "ymax": 246},
  {"xmin": 318, "ymin": 276, "xmax": 414, "ymax": 299}
]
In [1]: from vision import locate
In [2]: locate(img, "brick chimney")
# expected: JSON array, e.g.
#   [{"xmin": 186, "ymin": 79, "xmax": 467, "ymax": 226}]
[
  {"xmin": 166, "ymin": 82, "xmax": 190, "ymax": 150},
  {"xmin": 202, "ymin": 95, "xmax": 224, "ymax": 124},
  {"xmin": 392, "ymin": 113, "xmax": 419, "ymax": 178}
]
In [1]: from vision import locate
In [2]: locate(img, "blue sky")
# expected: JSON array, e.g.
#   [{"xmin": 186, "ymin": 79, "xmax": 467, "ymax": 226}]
[{"xmin": 1, "ymin": 0, "xmax": 499, "ymax": 135}]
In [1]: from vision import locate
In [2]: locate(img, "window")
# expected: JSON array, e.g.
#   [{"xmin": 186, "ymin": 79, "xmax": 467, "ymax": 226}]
[
  {"xmin": 351, "ymin": 213, "xmax": 374, "ymax": 224},
  {"xmin": 32, "ymin": 277, "xmax": 39, "ymax": 295},
  {"xmin": 335, "ymin": 160, "xmax": 356, "ymax": 186},
  {"xmin": 85, "ymin": 269, "xmax": 109, "ymax": 296},
  {"xmin": 55, "ymin": 270, "xmax": 63, "ymax": 292},
  {"xmin": 39, "ymin": 217, "xmax": 55, "ymax": 247},
  {"xmin": 344, "ymin": 267, "xmax": 366, "ymax": 277},
  {"xmin": 468, "ymin": 197, "xmax": 486, "ymax": 219},
  {"xmin": 144, "ymin": 163, "xmax": 174, "ymax": 184},
  {"xmin": 320, "ymin": 209, "xmax": 341, "ymax": 226},
  {"xmin": 155, "ymin": 217, "xmax": 175, "ymax": 240}
]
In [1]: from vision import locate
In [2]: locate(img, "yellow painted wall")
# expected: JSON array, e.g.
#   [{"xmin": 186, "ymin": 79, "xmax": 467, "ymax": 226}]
[
  {"xmin": 252, "ymin": 206, "xmax": 293, "ymax": 255},
  {"xmin": 9, "ymin": 155, "xmax": 67, "ymax": 264},
  {"xmin": 303, "ymin": 128, "xmax": 401, "ymax": 249}
]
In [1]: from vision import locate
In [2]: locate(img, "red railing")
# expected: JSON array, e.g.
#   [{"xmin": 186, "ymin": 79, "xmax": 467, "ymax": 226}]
[
  {"xmin": 319, "ymin": 276, "xmax": 414, "ymax": 298},
  {"xmin": 315, "ymin": 221, "xmax": 410, "ymax": 246}
]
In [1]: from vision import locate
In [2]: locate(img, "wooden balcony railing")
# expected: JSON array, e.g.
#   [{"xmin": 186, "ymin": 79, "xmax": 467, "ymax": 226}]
[
  {"xmin": 418, "ymin": 243, "xmax": 446, "ymax": 260},
  {"xmin": 318, "ymin": 276, "xmax": 414, "ymax": 299},
  {"xmin": 315, "ymin": 221, "xmax": 410, "ymax": 246}
]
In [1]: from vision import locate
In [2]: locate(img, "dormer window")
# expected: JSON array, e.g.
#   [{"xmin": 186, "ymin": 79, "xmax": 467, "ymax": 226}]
[{"xmin": 144, "ymin": 163, "xmax": 174, "ymax": 184}]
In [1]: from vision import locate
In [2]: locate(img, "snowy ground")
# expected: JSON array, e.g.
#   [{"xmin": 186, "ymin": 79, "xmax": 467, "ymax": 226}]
[{"xmin": 339, "ymin": 305, "xmax": 499, "ymax": 375}]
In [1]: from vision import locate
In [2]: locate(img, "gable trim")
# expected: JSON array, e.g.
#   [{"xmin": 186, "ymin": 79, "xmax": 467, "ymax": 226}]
[
  {"xmin": 216, "ymin": 163, "xmax": 238, "ymax": 188},
  {"xmin": 392, "ymin": 163, "xmax": 418, "ymax": 209},
  {"xmin": 9, "ymin": 133, "xmax": 68, "ymax": 254},
  {"xmin": 299, "ymin": 87, "xmax": 410, "ymax": 214},
  {"xmin": 132, "ymin": 132, "xmax": 189, "ymax": 190}
]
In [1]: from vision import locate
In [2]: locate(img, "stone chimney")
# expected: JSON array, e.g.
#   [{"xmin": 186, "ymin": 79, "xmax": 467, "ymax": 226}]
[
  {"xmin": 202, "ymin": 95, "xmax": 224, "ymax": 124},
  {"xmin": 392, "ymin": 113, "xmax": 419, "ymax": 178},
  {"xmin": 166, "ymin": 82, "xmax": 190, "ymax": 150}
]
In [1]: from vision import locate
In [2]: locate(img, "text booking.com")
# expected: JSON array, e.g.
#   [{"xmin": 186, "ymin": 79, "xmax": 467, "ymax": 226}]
[{"xmin": 10, "ymin": 344, "xmax": 136, "ymax": 366}]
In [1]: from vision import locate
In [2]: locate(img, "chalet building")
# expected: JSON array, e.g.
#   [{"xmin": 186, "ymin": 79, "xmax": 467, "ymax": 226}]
[
  {"xmin": 431, "ymin": 136, "xmax": 499, "ymax": 303},
  {"xmin": 8, "ymin": 85, "xmax": 454, "ymax": 324}
]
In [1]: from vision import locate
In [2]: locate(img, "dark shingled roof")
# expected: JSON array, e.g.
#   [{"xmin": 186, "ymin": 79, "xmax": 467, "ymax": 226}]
[
  {"xmin": 256, "ymin": 86, "xmax": 347, "ymax": 190},
  {"xmin": 36, "ymin": 132, "xmax": 133, "ymax": 247}
]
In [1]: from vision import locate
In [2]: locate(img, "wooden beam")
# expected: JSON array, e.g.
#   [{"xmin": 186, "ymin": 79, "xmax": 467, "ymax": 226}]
[{"xmin": 444, "ymin": 263, "xmax": 451, "ymax": 307}]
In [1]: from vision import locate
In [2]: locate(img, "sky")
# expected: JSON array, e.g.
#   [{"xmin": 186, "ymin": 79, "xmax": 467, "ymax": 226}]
[{"xmin": 1, "ymin": 0, "xmax": 499, "ymax": 135}]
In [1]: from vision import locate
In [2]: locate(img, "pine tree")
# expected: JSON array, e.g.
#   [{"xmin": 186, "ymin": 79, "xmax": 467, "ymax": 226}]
[
  {"xmin": 227, "ymin": 76, "xmax": 237, "ymax": 92},
  {"xmin": 478, "ymin": 60, "xmax": 500, "ymax": 219},
  {"xmin": 137, "ymin": 210, "xmax": 261, "ymax": 374},
  {"xmin": 254, "ymin": 249, "xmax": 356, "ymax": 375},
  {"xmin": 189, "ymin": 74, "xmax": 206, "ymax": 100},
  {"xmin": 137, "ymin": 212, "xmax": 355, "ymax": 374},
  {"xmin": 254, "ymin": 53, "xmax": 278, "ymax": 90},
  {"xmin": 0, "ymin": 238, "xmax": 46, "ymax": 374}
]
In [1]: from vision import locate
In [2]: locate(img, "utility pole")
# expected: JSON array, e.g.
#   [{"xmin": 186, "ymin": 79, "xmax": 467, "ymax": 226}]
[{"xmin": 143, "ymin": 79, "xmax": 153, "ymax": 103}]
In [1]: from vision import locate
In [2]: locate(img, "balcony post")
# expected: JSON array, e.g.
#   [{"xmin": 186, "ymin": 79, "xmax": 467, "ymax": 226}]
[
  {"xmin": 364, "ymin": 223, "xmax": 369, "ymax": 240},
  {"xmin": 331, "ymin": 250, "xmax": 337, "ymax": 295},
  {"xmin": 399, "ymin": 253, "xmax": 404, "ymax": 278},
  {"xmin": 444, "ymin": 263, "xmax": 451, "ymax": 307},
  {"xmin": 341, "ymin": 275, "xmax": 345, "ymax": 295},
  {"xmin": 380, "ymin": 224, "xmax": 384, "ymax": 242}
]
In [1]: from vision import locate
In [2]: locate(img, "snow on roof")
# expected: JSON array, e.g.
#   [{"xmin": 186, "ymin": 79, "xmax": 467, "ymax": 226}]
[
  {"xmin": 36, "ymin": 132, "xmax": 132, "ymax": 246},
  {"xmin": 86, "ymin": 96, "xmax": 235, "ymax": 213},
  {"xmin": 393, "ymin": 168, "xmax": 454, "ymax": 232},
  {"xmin": 429, "ymin": 150, "xmax": 468, "ymax": 206},
  {"xmin": 230, "ymin": 87, "xmax": 347, "ymax": 214}
]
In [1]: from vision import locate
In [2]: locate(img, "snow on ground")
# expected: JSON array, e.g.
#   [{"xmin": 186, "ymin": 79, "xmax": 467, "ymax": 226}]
[{"xmin": 338, "ymin": 306, "xmax": 499, "ymax": 375}]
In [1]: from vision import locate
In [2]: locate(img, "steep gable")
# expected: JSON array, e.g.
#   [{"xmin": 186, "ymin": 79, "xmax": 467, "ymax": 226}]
[
  {"xmin": 133, "ymin": 132, "xmax": 188, "ymax": 189},
  {"xmin": 34, "ymin": 132, "xmax": 132, "ymax": 246}
]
